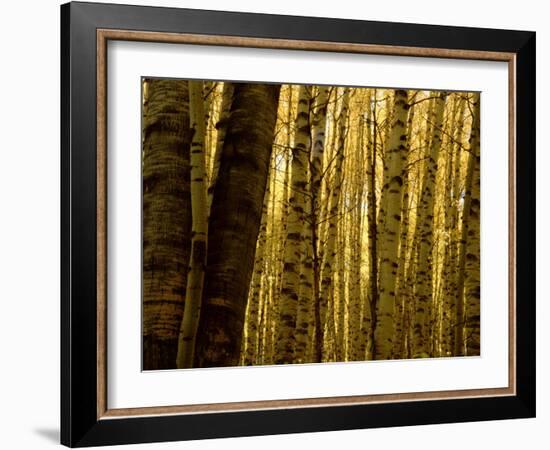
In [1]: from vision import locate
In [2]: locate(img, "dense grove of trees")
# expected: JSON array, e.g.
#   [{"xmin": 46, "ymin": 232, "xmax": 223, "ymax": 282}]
[{"xmin": 142, "ymin": 78, "xmax": 480, "ymax": 370}]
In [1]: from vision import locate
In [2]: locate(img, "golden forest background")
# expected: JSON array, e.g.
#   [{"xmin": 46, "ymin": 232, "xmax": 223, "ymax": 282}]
[{"xmin": 142, "ymin": 79, "xmax": 480, "ymax": 370}]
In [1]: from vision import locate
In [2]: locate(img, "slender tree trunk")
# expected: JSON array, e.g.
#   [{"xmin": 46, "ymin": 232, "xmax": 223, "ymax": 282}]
[
  {"xmin": 392, "ymin": 102, "xmax": 416, "ymax": 359},
  {"xmin": 319, "ymin": 88, "xmax": 349, "ymax": 359},
  {"xmin": 412, "ymin": 92, "xmax": 447, "ymax": 358},
  {"xmin": 453, "ymin": 106, "xmax": 479, "ymax": 357},
  {"xmin": 276, "ymin": 85, "xmax": 311, "ymax": 364},
  {"xmin": 349, "ymin": 112, "xmax": 367, "ymax": 360},
  {"xmin": 464, "ymin": 95, "xmax": 481, "ymax": 356},
  {"xmin": 194, "ymin": 83, "xmax": 281, "ymax": 368},
  {"xmin": 176, "ymin": 81, "xmax": 209, "ymax": 368},
  {"xmin": 442, "ymin": 99, "xmax": 466, "ymax": 355},
  {"xmin": 358, "ymin": 94, "xmax": 373, "ymax": 359},
  {"xmin": 142, "ymin": 79, "xmax": 192, "ymax": 370},
  {"xmin": 243, "ymin": 169, "xmax": 271, "ymax": 365},
  {"xmin": 311, "ymin": 86, "xmax": 330, "ymax": 362},
  {"xmin": 368, "ymin": 94, "xmax": 380, "ymax": 360}
]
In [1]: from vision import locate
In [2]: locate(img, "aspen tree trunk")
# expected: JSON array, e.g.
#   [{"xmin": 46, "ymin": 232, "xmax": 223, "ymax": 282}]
[
  {"xmin": 194, "ymin": 83, "xmax": 281, "ymax": 368},
  {"xmin": 392, "ymin": 102, "xmax": 416, "ymax": 359},
  {"xmin": 295, "ymin": 89, "xmax": 314, "ymax": 363},
  {"xmin": 142, "ymin": 79, "xmax": 192, "ymax": 370},
  {"xmin": 265, "ymin": 164, "xmax": 281, "ymax": 365},
  {"xmin": 319, "ymin": 88, "xmax": 349, "ymax": 354},
  {"xmin": 367, "ymin": 95, "xmax": 380, "ymax": 359},
  {"xmin": 393, "ymin": 175, "xmax": 411, "ymax": 359},
  {"xmin": 295, "ymin": 193, "xmax": 314, "ymax": 363},
  {"xmin": 208, "ymin": 82, "xmax": 234, "ymax": 213},
  {"xmin": 453, "ymin": 123, "xmax": 478, "ymax": 355},
  {"xmin": 311, "ymin": 86, "xmax": 330, "ymax": 362},
  {"xmin": 242, "ymin": 169, "xmax": 271, "ymax": 365},
  {"xmin": 202, "ymin": 81, "xmax": 216, "ymax": 179},
  {"xmin": 349, "ymin": 114, "xmax": 367, "ymax": 360},
  {"xmin": 404, "ymin": 99, "xmax": 431, "ymax": 358},
  {"xmin": 376, "ymin": 91, "xmax": 396, "ymax": 235},
  {"xmin": 412, "ymin": 92, "xmax": 447, "ymax": 358},
  {"xmin": 464, "ymin": 96, "xmax": 481, "ymax": 356},
  {"xmin": 336, "ymin": 203, "xmax": 348, "ymax": 360},
  {"xmin": 348, "ymin": 186, "xmax": 364, "ymax": 360},
  {"xmin": 176, "ymin": 81, "xmax": 209, "ymax": 368},
  {"xmin": 358, "ymin": 98, "xmax": 373, "ymax": 359},
  {"xmin": 276, "ymin": 85, "xmax": 311, "ymax": 364},
  {"xmin": 442, "ymin": 99, "xmax": 466, "ymax": 355},
  {"xmin": 433, "ymin": 98, "xmax": 459, "ymax": 356},
  {"xmin": 373, "ymin": 89, "xmax": 410, "ymax": 360}
]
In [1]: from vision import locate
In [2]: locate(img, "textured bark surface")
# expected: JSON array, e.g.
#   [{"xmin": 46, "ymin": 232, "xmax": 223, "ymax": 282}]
[
  {"xmin": 367, "ymin": 96, "xmax": 379, "ymax": 360},
  {"xmin": 453, "ymin": 103, "xmax": 478, "ymax": 357},
  {"xmin": 142, "ymin": 79, "xmax": 192, "ymax": 370},
  {"xmin": 439, "ymin": 99, "xmax": 466, "ymax": 356},
  {"xmin": 357, "ymin": 95, "xmax": 374, "ymax": 359},
  {"xmin": 392, "ymin": 102, "xmax": 416, "ymax": 359},
  {"xmin": 412, "ymin": 92, "xmax": 446, "ymax": 358},
  {"xmin": 310, "ymin": 86, "xmax": 330, "ymax": 363},
  {"xmin": 194, "ymin": 83, "xmax": 281, "ymax": 368},
  {"xmin": 277, "ymin": 85, "xmax": 311, "ymax": 364},
  {"xmin": 373, "ymin": 89, "xmax": 410, "ymax": 360},
  {"xmin": 464, "ymin": 96, "xmax": 481, "ymax": 356}
]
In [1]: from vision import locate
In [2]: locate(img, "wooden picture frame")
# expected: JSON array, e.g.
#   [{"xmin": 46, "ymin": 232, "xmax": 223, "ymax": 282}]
[{"xmin": 61, "ymin": 1, "xmax": 535, "ymax": 447}]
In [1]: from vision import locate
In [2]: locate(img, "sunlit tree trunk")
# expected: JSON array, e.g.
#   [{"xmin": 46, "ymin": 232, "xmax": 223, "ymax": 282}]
[
  {"xmin": 194, "ymin": 83, "xmax": 281, "ymax": 368},
  {"xmin": 276, "ymin": 85, "xmax": 311, "ymax": 364},
  {"xmin": 310, "ymin": 86, "xmax": 330, "ymax": 362},
  {"xmin": 453, "ymin": 109, "xmax": 480, "ymax": 356},
  {"xmin": 349, "ymin": 106, "xmax": 367, "ymax": 360},
  {"xmin": 373, "ymin": 89, "xmax": 410, "ymax": 360},
  {"xmin": 392, "ymin": 101, "xmax": 416, "ymax": 359},
  {"xmin": 412, "ymin": 92, "xmax": 447, "ymax": 358},
  {"xmin": 439, "ymin": 98, "xmax": 465, "ymax": 356},
  {"xmin": 142, "ymin": 79, "xmax": 192, "ymax": 370},
  {"xmin": 319, "ymin": 88, "xmax": 349, "ymax": 358},
  {"xmin": 357, "ymin": 94, "xmax": 374, "ymax": 359}
]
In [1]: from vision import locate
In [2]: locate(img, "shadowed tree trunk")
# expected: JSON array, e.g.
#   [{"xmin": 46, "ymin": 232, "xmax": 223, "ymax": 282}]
[
  {"xmin": 208, "ymin": 83, "xmax": 234, "ymax": 214},
  {"xmin": 367, "ymin": 94, "xmax": 380, "ymax": 359},
  {"xmin": 464, "ymin": 95, "xmax": 481, "ymax": 356},
  {"xmin": 194, "ymin": 83, "xmax": 281, "ymax": 368},
  {"xmin": 142, "ymin": 79, "xmax": 192, "ymax": 370}
]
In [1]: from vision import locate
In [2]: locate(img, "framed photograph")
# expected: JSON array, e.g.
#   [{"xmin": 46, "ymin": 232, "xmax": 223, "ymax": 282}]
[{"xmin": 61, "ymin": 1, "xmax": 535, "ymax": 447}]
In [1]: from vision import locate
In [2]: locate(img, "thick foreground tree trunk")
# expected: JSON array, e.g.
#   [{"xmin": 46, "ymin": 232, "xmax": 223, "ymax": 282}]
[
  {"xmin": 194, "ymin": 83, "xmax": 281, "ymax": 368},
  {"xmin": 142, "ymin": 79, "xmax": 192, "ymax": 370}
]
